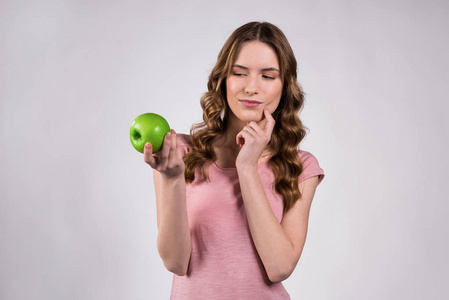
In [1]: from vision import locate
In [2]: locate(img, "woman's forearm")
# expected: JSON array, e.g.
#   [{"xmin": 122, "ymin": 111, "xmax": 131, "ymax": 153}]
[
  {"xmin": 154, "ymin": 173, "xmax": 191, "ymax": 276},
  {"xmin": 237, "ymin": 166, "xmax": 299, "ymax": 282}
]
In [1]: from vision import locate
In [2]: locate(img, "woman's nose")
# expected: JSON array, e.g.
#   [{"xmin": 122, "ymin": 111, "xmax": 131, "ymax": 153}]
[{"xmin": 244, "ymin": 77, "xmax": 259, "ymax": 95}]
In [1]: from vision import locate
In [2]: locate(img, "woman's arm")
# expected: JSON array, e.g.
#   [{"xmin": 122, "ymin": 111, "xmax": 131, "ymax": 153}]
[
  {"xmin": 144, "ymin": 131, "xmax": 191, "ymax": 276},
  {"xmin": 237, "ymin": 167, "xmax": 319, "ymax": 283},
  {"xmin": 235, "ymin": 108, "xmax": 319, "ymax": 282}
]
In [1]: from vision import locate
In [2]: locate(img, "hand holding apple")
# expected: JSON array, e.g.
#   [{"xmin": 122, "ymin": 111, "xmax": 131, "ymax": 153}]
[
  {"xmin": 143, "ymin": 129, "xmax": 185, "ymax": 178},
  {"xmin": 130, "ymin": 113, "xmax": 170, "ymax": 153}
]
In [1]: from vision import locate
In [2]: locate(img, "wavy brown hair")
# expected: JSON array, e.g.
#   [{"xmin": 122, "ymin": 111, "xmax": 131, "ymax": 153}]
[{"xmin": 184, "ymin": 21, "xmax": 308, "ymax": 213}]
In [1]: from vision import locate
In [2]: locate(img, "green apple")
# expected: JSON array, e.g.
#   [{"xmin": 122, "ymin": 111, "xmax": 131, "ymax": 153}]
[{"xmin": 130, "ymin": 113, "xmax": 170, "ymax": 153}]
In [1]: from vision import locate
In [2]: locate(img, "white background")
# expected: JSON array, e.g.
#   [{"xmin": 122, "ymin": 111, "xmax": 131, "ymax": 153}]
[{"xmin": 1, "ymin": 0, "xmax": 448, "ymax": 299}]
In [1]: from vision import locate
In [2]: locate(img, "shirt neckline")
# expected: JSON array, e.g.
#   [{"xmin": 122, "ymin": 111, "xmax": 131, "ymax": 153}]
[{"xmin": 212, "ymin": 157, "xmax": 270, "ymax": 172}]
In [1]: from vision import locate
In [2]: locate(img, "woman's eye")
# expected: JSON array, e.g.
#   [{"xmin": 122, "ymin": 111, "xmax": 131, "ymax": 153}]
[
  {"xmin": 233, "ymin": 73, "xmax": 245, "ymax": 76},
  {"xmin": 263, "ymin": 75, "xmax": 275, "ymax": 80}
]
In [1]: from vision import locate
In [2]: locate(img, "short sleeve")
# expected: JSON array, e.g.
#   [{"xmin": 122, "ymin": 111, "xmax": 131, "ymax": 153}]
[
  {"xmin": 177, "ymin": 133, "xmax": 192, "ymax": 158},
  {"xmin": 297, "ymin": 150, "xmax": 325, "ymax": 185}
]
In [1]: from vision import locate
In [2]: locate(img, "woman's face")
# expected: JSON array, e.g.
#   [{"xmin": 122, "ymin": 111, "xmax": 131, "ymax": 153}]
[{"xmin": 226, "ymin": 41, "xmax": 283, "ymax": 127}]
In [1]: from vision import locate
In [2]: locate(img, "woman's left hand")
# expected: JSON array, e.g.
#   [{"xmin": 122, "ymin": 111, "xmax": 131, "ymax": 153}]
[{"xmin": 235, "ymin": 107, "xmax": 276, "ymax": 169}]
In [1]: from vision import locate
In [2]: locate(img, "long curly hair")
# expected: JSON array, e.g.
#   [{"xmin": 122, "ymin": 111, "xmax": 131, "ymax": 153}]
[{"xmin": 184, "ymin": 21, "xmax": 308, "ymax": 213}]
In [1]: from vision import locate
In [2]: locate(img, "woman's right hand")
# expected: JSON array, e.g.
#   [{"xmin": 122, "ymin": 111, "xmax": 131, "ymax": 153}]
[{"xmin": 144, "ymin": 129, "xmax": 185, "ymax": 179}]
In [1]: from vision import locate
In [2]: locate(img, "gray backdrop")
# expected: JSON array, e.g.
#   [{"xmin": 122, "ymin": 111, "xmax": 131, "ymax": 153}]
[{"xmin": 1, "ymin": 0, "xmax": 448, "ymax": 299}]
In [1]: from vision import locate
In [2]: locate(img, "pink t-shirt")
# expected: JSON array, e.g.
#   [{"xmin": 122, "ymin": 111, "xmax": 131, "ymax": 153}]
[{"xmin": 170, "ymin": 134, "xmax": 325, "ymax": 299}]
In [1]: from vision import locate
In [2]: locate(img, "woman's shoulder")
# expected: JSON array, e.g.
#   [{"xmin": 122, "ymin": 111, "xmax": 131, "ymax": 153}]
[
  {"xmin": 297, "ymin": 149, "xmax": 318, "ymax": 164},
  {"xmin": 297, "ymin": 149, "xmax": 325, "ymax": 185}
]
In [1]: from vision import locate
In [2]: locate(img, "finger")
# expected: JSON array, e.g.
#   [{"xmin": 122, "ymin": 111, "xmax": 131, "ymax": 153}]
[
  {"xmin": 236, "ymin": 131, "xmax": 246, "ymax": 147},
  {"xmin": 263, "ymin": 107, "xmax": 276, "ymax": 135},
  {"xmin": 246, "ymin": 121, "xmax": 264, "ymax": 135},
  {"xmin": 256, "ymin": 117, "xmax": 268, "ymax": 131},
  {"xmin": 143, "ymin": 143, "xmax": 157, "ymax": 167},
  {"xmin": 236, "ymin": 128, "xmax": 255, "ymax": 147},
  {"xmin": 169, "ymin": 129, "xmax": 177, "ymax": 152},
  {"xmin": 158, "ymin": 132, "xmax": 172, "ymax": 167},
  {"xmin": 175, "ymin": 131, "xmax": 183, "ymax": 155},
  {"xmin": 167, "ymin": 130, "xmax": 178, "ymax": 168},
  {"xmin": 245, "ymin": 121, "xmax": 271, "ymax": 146}
]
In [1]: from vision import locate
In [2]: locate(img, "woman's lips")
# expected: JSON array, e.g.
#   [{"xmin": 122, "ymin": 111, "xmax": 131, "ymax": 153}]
[{"xmin": 240, "ymin": 100, "xmax": 262, "ymax": 108}]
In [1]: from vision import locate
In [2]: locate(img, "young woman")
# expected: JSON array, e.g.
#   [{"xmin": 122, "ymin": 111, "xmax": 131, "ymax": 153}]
[{"xmin": 144, "ymin": 21, "xmax": 325, "ymax": 299}]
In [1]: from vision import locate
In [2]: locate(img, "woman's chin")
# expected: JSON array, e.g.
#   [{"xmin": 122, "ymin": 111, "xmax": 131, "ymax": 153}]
[
  {"xmin": 244, "ymin": 111, "xmax": 264, "ymax": 122},
  {"xmin": 229, "ymin": 110, "xmax": 264, "ymax": 125}
]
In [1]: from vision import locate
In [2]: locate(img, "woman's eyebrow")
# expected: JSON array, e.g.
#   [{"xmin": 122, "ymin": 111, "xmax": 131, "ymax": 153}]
[
  {"xmin": 262, "ymin": 67, "xmax": 280, "ymax": 72},
  {"xmin": 232, "ymin": 64, "xmax": 248, "ymax": 70},
  {"xmin": 232, "ymin": 64, "xmax": 279, "ymax": 72}
]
